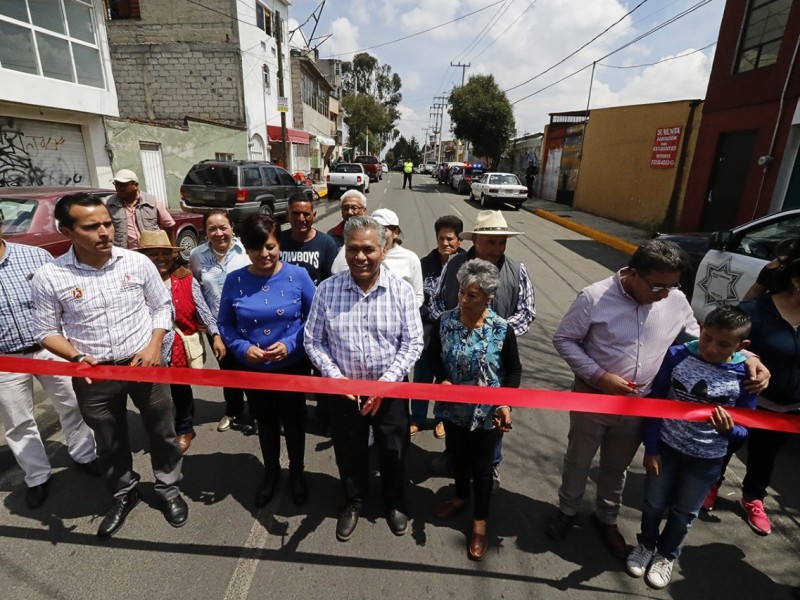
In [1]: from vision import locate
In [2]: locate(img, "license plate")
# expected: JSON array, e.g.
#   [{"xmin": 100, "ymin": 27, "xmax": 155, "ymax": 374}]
[{"xmin": 203, "ymin": 192, "xmax": 215, "ymax": 201}]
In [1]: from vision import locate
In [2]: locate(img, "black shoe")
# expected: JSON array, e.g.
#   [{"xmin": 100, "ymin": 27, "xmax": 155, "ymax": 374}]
[
  {"xmin": 97, "ymin": 490, "xmax": 139, "ymax": 538},
  {"xmin": 546, "ymin": 509, "xmax": 578, "ymax": 541},
  {"xmin": 163, "ymin": 495, "xmax": 189, "ymax": 528},
  {"xmin": 255, "ymin": 470, "xmax": 281, "ymax": 507},
  {"xmin": 387, "ymin": 509, "xmax": 408, "ymax": 536},
  {"xmin": 336, "ymin": 504, "xmax": 361, "ymax": 542},
  {"xmin": 25, "ymin": 480, "xmax": 49, "ymax": 509},
  {"xmin": 75, "ymin": 459, "xmax": 103, "ymax": 477},
  {"xmin": 290, "ymin": 471, "xmax": 309, "ymax": 506}
]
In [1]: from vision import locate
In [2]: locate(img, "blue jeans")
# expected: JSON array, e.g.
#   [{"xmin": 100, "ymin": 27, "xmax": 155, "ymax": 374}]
[{"xmin": 638, "ymin": 441, "xmax": 723, "ymax": 559}]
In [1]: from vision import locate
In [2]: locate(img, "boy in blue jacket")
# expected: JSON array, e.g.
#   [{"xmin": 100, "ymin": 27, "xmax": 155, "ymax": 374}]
[{"xmin": 626, "ymin": 305, "xmax": 757, "ymax": 589}]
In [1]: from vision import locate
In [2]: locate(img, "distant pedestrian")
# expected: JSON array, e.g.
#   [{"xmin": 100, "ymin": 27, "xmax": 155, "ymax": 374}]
[
  {"xmin": 105, "ymin": 169, "xmax": 176, "ymax": 250},
  {"xmin": 625, "ymin": 306, "xmax": 756, "ymax": 589},
  {"xmin": 326, "ymin": 190, "xmax": 367, "ymax": 248},
  {"xmin": 32, "ymin": 192, "xmax": 188, "ymax": 539},
  {"xmin": 525, "ymin": 161, "xmax": 538, "ymax": 198},
  {"xmin": 304, "ymin": 216, "xmax": 423, "ymax": 542},
  {"xmin": 403, "ymin": 159, "xmax": 414, "ymax": 189}
]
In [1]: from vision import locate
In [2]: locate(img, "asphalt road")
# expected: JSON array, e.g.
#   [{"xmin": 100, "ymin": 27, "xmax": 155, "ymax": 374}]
[{"xmin": 1, "ymin": 172, "xmax": 799, "ymax": 599}]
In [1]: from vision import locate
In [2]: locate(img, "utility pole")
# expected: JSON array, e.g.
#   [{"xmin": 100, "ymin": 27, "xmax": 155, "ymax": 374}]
[
  {"xmin": 450, "ymin": 62, "xmax": 470, "ymax": 161},
  {"xmin": 276, "ymin": 16, "xmax": 289, "ymax": 170},
  {"xmin": 433, "ymin": 95, "xmax": 447, "ymax": 164}
]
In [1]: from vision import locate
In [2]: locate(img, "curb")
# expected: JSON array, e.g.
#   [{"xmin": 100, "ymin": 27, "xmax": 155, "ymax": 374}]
[{"xmin": 533, "ymin": 208, "xmax": 639, "ymax": 256}]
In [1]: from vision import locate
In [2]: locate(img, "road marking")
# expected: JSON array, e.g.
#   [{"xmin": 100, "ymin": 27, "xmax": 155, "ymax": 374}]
[
  {"xmin": 449, "ymin": 204, "xmax": 464, "ymax": 218},
  {"xmin": 222, "ymin": 511, "xmax": 271, "ymax": 600}
]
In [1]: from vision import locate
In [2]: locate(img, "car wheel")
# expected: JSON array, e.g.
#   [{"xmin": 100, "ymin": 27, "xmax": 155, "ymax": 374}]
[
  {"xmin": 469, "ymin": 189, "xmax": 475, "ymax": 201},
  {"xmin": 258, "ymin": 204, "xmax": 274, "ymax": 217},
  {"xmin": 480, "ymin": 194, "xmax": 488, "ymax": 208},
  {"xmin": 177, "ymin": 228, "xmax": 199, "ymax": 261}
]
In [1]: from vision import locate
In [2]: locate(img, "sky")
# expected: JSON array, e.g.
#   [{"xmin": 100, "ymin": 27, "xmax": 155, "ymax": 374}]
[{"xmin": 286, "ymin": 0, "xmax": 726, "ymax": 154}]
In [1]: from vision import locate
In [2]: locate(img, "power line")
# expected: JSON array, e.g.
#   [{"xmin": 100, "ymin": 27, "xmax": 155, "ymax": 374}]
[
  {"xmin": 510, "ymin": 0, "xmax": 713, "ymax": 105},
  {"xmin": 467, "ymin": 0, "xmax": 538, "ymax": 61},
  {"xmin": 322, "ymin": 0, "xmax": 505, "ymax": 58},
  {"xmin": 454, "ymin": 0, "xmax": 515, "ymax": 64},
  {"xmin": 504, "ymin": 0, "xmax": 650, "ymax": 93},
  {"xmin": 598, "ymin": 41, "xmax": 716, "ymax": 69}
]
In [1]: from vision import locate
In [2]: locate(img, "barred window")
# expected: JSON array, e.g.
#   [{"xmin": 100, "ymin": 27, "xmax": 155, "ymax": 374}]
[{"xmin": 256, "ymin": 2, "xmax": 273, "ymax": 37}]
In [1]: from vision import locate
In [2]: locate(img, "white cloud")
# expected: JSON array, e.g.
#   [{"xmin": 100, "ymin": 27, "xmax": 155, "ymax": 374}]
[
  {"xmin": 404, "ymin": 71, "xmax": 422, "ymax": 91},
  {"xmin": 327, "ymin": 17, "xmax": 361, "ymax": 60}
]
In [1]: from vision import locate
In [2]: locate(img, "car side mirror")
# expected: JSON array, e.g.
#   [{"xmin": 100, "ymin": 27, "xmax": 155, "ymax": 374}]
[{"xmin": 708, "ymin": 230, "xmax": 732, "ymax": 250}]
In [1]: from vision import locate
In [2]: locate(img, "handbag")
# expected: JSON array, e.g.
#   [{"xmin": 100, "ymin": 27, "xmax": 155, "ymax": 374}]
[{"xmin": 174, "ymin": 328, "xmax": 206, "ymax": 369}]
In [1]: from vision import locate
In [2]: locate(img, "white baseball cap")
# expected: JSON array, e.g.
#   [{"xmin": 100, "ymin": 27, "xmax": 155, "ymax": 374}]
[
  {"xmin": 112, "ymin": 169, "xmax": 139, "ymax": 184},
  {"xmin": 371, "ymin": 208, "xmax": 400, "ymax": 227}
]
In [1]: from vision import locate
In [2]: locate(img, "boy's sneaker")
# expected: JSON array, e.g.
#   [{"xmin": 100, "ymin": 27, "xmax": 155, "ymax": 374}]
[
  {"xmin": 702, "ymin": 484, "xmax": 720, "ymax": 511},
  {"xmin": 645, "ymin": 553, "xmax": 674, "ymax": 589},
  {"xmin": 626, "ymin": 543, "xmax": 654, "ymax": 578},
  {"xmin": 740, "ymin": 498, "xmax": 771, "ymax": 535}
]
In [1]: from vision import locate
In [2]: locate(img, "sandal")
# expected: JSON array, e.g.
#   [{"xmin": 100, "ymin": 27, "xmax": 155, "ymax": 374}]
[
  {"xmin": 434, "ymin": 421, "xmax": 446, "ymax": 439},
  {"xmin": 410, "ymin": 423, "xmax": 420, "ymax": 436}
]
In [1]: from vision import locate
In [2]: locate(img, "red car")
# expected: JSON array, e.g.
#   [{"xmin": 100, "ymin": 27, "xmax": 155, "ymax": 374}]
[
  {"xmin": 353, "ymin": 155, "xmax": 383, "ymax": 183},
  {"xmin": 0, "ymin": 187, "xmax": 204, "ymax": 260}
]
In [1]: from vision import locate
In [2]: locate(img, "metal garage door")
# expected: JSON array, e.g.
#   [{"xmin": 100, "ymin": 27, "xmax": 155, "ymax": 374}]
[{"xmin": 0, "ymin": 116, "xmax": 90, "ymax": 187}]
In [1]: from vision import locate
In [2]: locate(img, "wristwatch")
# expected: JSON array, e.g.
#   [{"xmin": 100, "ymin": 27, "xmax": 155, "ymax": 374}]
[{"xmin": 70, "ymin": 353, "xmax": 87, "ymax": 363}]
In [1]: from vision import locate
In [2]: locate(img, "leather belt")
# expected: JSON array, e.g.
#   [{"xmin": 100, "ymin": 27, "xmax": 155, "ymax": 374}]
[
  {"xmin": 6, "ymin": 343, "xmax": 42, "ymax": 354},
  {"xmin": 99, "ymin": 357, "xmax": 136, "ymax": 366}
]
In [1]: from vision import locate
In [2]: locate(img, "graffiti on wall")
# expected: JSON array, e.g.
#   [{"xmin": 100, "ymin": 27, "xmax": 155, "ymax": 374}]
[{"xmin": 0, "ymin": 118, "xmax": 88, "ymax": 187}]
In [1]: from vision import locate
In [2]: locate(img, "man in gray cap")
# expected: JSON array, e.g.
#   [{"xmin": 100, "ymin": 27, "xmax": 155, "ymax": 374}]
[{"xmin": 106, "ymin": 168, "xmax": 176, "ymax": 250}]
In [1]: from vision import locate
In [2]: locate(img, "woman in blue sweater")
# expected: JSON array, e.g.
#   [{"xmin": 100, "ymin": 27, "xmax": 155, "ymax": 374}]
[{"xmin": 218, "ymin": 214, "xmax": 316, "ymax": 507}]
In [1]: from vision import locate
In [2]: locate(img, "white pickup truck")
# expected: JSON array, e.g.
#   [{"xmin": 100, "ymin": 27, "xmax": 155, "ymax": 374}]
[
  {"xmin": 326, "ymin": 163, "xmax": 370, "ymax": 200},
  {"xmin": 657, "ymin": 208, "xmax": 800, "ymax": 319}
]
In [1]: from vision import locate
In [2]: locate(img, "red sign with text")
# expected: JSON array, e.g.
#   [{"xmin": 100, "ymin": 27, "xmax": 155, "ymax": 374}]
[{"xmin": 650, "ymin": 126, "xmax": 682, "ymax": 168}]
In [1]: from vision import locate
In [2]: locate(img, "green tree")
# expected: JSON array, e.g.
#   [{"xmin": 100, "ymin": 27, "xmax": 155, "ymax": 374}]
[
  {"xmin": 388, "ymin": 136, "xmax": 422, "ymax": 165},
  {"xmin": 340, "ymin": 52, "xmax": 402, "ymax": 154},
  {"xmin": 448, "ymin": 74, "xmax": 515, "ymax": 167}
]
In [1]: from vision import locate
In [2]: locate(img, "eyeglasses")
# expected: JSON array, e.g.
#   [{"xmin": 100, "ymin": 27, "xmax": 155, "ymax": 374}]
[
  {"xmin": 341, "ymin": 204, "xmax": 365, "ymax": 214},
  {"xmin": 640, "ymin": 274, "xmax": 681, "ymax": 293}
]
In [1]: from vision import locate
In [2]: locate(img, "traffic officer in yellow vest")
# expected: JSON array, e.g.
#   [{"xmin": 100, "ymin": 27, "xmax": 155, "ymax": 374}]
[
  {"xmin": 106, "ymin": 169, "xmax": 176, "ymax": 250},
  {"xmin": 402, "ymin": 159, "xmax": 414, "ymax": 190}
]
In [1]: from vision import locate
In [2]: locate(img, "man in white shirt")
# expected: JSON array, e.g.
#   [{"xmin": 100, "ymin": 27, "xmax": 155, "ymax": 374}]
[{"xmin": 31, "ymin": 192, "xmax": 188, "ymax": 539}]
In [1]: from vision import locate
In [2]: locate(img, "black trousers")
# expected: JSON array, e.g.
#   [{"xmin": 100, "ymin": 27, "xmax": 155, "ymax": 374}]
[
  {"xmin": 742, "ymin": 427, "xmax": 791, "ymax": 500},
  {"xmin": 329, "ymin": 395, "xmax": 409, "ymax": 510},
  {"xmin": 245, "ymin": 360, "xmax": 309, "ymax": 474},
  {"xmin": 212, "ymin": 337, "xmax": 249, "ymax": 419},
  {"xmin": 403, "ymin": 173, "xmax": 412, "ymax": 188},
  {"xmin": 170, "ymin": 383, "xmax": 194, "ymax": 435},
  {"xmin": 444, "ymin": 420, "xmax": 501, "ymax": 521},
  {"xmin": 73, "ymin": 378, "xmax": 182, "ymax": 501}
]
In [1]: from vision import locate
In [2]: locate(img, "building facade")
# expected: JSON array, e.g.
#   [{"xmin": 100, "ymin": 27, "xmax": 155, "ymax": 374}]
[
  {"xmin": 680, "ymin": 0, "xmax": 800, "ymax": 231},
  {"xmin": 0, "ymin": 0, "xmax": 118, "ymax": 188}
]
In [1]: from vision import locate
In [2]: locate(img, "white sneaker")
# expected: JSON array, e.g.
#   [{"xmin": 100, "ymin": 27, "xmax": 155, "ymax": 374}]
[
  {"xmin": 646, "ymin": 553, "xmax": 674, "ymax": 589},
  {"xmin": 626, "ymin": 543, "xmax": 654, "ymax": 578}
]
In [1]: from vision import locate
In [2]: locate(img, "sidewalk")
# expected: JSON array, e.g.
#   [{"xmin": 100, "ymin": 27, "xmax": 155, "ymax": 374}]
[{"xmin": 520, "ymin": 196, "xmax": 653, "ymax": 255}]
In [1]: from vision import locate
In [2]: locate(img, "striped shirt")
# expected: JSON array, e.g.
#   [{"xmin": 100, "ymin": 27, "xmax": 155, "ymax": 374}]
[
  {"xmin": 188, "ymin": 240, "xmax": 251, "ymax": 316},
  {"xmin": 31, "ymin": 246, "xmax": 174, "ymax": 362},
  {"xmin": 0, "ymin": 242, "xmax": 52, "ymax": 354},
  {"xmin": 304, "ymin": 265, "xmax": 424, "ymax": 382},
  {"xmin": 553, "ymin": 270, "xmax": 698, "ymax": 396}
]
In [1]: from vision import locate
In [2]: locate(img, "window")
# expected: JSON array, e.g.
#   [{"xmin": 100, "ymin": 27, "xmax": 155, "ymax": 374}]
[
  {"xmin": 733, "ymin": 214, "xmax": 800, "ymax": 259},
  {"xmin": 241, "ymin": 167, "xmax": 262, "ymax": 187},
  {"xmin": 736, "ymin": 0, "xmax": 792, "ymax": 73},
  {"xmin": 256, "ymin": 2, "xmax": 272, "ymax": 37},
  {"xmin": 301, "ymin": 71, "xmax": 329, "ymax": 117},
  {"xmin": 0, "ymin": 0, "xmax": 105, "ymax": 87},
  {"xmin": 215, "ymin": 152, "xmax": 234, "ymax": 161},
  {"xmin": 262, "ymin": 64, "xmax": 270, "ymax": 92},
  {"xmin": 103, "ymin": 0, "xmax": 140, "ymax": 20}
]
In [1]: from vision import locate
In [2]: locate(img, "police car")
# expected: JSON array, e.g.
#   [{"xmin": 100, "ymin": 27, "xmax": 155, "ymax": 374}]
[{"xmin": 657, "ymin": 208, "xmax": 800, "ymax": 320}]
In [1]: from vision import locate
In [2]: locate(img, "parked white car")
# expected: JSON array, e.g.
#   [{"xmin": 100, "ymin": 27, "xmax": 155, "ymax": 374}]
[
  {"xmin": 657, "ymin": 208, "xmax": 800, "ymax": 320},
  {"xmin": 326, "ymin": 163, "xmax": 370, "ymax": 199},
  {"xmin": 469, "ymin": 172, "xmax": 528, "ymax": 209}
]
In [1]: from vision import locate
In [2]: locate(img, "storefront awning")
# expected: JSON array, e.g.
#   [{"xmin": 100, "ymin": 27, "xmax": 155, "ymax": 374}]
[
  {"xmin": 314, "ymin": 134, "xmax": 336, "ymax": 147},
  {"xmin": 267, "ymin": 125, "xmax": 310, "ymax": 145}
]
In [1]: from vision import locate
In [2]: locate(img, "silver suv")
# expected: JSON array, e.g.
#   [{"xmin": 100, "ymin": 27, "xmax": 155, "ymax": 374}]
[{"xmin": 180, "ymin": 160, "xmax": 306, "ymax": 223}]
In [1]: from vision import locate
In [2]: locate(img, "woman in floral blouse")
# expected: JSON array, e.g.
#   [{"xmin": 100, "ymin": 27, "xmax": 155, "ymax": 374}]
[{"xmin": 429, "ymin": 258, "xmax": 521, "ymax": 561}]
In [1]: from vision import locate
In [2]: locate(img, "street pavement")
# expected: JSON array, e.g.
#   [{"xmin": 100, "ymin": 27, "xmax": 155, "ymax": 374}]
[{"xmin": 1, "ymin": 172, "xmax": 799, "ymax": 599}]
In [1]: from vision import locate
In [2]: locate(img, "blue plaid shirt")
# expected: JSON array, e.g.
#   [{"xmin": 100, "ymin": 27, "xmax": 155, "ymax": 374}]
[
  {"xmin": 0, "ymin": 242, "xmax": 52, "ymax": 354},
  {"xmin": 304, "ymin": 265, "xmax": 424, "ymax": 382}
]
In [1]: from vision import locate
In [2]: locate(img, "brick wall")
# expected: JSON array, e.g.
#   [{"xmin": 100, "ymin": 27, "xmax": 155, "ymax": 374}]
[{"xmin": 107, "ymin": 0, "xmax": 245, "ymax": 127}]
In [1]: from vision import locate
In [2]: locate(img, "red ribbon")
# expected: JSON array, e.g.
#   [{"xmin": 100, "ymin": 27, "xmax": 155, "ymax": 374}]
[{"xmin": 2, "ymin": 356, "xmax": 799, "ymax": 434}]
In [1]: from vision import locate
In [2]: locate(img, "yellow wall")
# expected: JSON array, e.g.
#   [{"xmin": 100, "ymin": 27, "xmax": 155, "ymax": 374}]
[{"xmin": 574, "ymin": 100, "xmax": 702, "ymax": 232}]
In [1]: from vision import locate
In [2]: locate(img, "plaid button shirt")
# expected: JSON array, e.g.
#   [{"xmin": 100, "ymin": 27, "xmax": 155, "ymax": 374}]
[
  {"xmin": 0, "ymin": 242, "xmax": 52, "ymax": 354},
  {"xmin": 304, "ymin": 265, "xmax": 423, "ymax": 382}
]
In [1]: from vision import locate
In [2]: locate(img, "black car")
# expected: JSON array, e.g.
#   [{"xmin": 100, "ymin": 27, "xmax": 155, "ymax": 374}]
[{"xmin": 180, "ymin": 160, "xmax": 308, "ymax": 223}]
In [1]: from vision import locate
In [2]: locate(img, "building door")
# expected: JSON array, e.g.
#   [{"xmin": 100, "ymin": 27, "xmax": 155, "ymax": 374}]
[
  {"xmin": 139, "ymin": 142, "xmax": 169, "ymax": 205},
  {"xmin": 783, "ymin": 145, "xmax": 800, "ymax": 210},
  {"xmin": 700, "ymin": 130, "xmax": 757, "ymax": 231}
]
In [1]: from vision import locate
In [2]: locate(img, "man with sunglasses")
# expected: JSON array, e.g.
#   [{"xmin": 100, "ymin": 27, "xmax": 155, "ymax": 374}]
[{"xmin": 547, "ymin": 239, "xmax": 770, "ymax": 559}]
